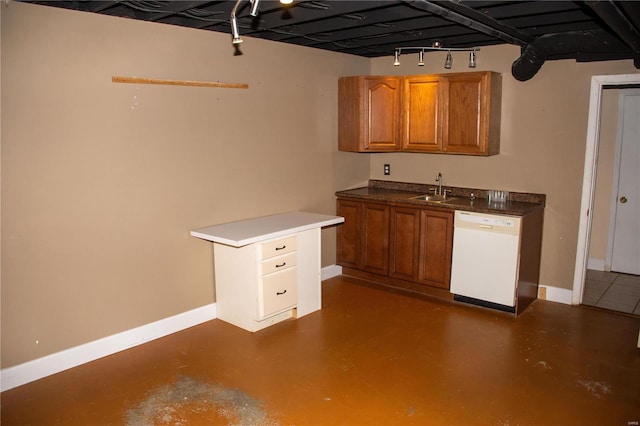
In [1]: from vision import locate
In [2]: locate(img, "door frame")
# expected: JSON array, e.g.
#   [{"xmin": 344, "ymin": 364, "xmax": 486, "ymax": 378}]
[{"xmin": 573, "ymin": 74, "xmax": 640, "ymax": 305}]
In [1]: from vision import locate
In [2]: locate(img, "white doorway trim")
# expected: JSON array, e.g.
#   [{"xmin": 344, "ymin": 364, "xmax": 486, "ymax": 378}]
[{"xmin": 573, "ymin": 74, "xmax": 640, "ymax": 305}]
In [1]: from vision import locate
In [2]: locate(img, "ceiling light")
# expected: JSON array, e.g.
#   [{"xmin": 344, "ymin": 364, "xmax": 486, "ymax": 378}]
[
  {"xmin": 444, "ymin": 51, "xmax": 452, "ymax": 69},
  {"xmin": 230, "ymin": 0, "xmax": 293, "ymax": 47},
  {"xmin": 392, "ymin": 45, "xmax": 479, "ymax": 70}
]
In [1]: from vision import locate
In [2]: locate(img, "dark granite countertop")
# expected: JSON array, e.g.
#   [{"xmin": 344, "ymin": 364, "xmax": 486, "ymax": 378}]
[{"xmin": 336, "ymin": 180, "xmax": 545, "ymax": 216}]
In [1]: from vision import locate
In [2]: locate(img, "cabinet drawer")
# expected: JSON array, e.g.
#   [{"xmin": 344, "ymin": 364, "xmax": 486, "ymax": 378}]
[
  {"xmin": 259, "ymin": 267, "xmax": 297, "ymax": 318},
  {"xmin": 260, "ymin": 252, "xmax": 297, "ymax": 276},
  {"xmin": 259, "ymin": 236, "xmax": 297, "ymax": 260}
]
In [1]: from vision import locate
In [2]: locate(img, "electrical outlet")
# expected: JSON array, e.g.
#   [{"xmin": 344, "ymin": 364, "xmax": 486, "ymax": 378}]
[
  {"xmin": 538, "ymin": 287, "xmax": 547, "ymax": 300},
  {"xmin": 384, "ymin": 164, "xmax": 390, "ymax": 175}
]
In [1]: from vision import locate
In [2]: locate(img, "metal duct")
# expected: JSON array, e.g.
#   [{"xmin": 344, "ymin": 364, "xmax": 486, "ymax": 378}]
[{"xmin": 511, "ymin": 29, "xmax": 636, "ymax": 81}]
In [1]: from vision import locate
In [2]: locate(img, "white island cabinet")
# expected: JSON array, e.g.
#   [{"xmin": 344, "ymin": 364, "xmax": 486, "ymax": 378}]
[{"xmin": 191, "ymin": 211, "xmax": 344, "ymax": 332}]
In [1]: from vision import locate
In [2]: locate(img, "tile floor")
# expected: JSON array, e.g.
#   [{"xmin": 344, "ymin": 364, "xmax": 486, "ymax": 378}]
[{"xmin": 582, "ymin": 269, "xmax": 640, "ymax": 315}]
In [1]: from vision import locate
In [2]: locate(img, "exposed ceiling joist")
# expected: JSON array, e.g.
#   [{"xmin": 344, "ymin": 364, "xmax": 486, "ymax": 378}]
[
  {"xmin": 416, "ymin": 0, "xmax": 534, "ymax": 46},
  {"xmin": 17, "ymin": 0, "xmax": 640, "ymax": 80},
  {"xmin": 584, "ymin": 0, "xmax": 640, "ymax": 66}
]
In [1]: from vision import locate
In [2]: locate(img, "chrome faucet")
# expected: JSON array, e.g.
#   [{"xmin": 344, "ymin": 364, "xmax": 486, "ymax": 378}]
[{"xmin": 436, "ymin": 172, "xmax": 443, "ymax": 195}]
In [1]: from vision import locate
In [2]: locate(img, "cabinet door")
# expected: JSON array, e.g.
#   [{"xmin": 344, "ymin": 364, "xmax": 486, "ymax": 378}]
[
  {"xmin": 338, "ymin": 76, "xmax": 402, "ymax": 152},
  {"xmin": 402, "ymin": 75, "xmax": 443, "ymax": 151},
  {"xmin": 365, "ymin": 77, "xmax": 402, "ymax": 151},
  {"xmin": 389, "ymin": 206, "xmax": 420, "ymax": 281},
  {"xmin": 418, "ymin": 209, "xmax": 453, "ymax": 289},
  {"xmin": 442, "ymin": 72, "xmax": 501, "ymax": 155},
  {"xmin": 336, "ymin": 199, "xmax": 361, "ymax": 269},
  {"xmin": 361, "ymin": 202, "xmax": 390, "ymax": 275}
]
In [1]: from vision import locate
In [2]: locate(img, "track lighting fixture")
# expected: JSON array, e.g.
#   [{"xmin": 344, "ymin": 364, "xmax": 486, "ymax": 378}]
[
  {"xmin": 393, "ymin": 44, "xmax": 480, "ymax": 69},
  {"xmin": 231, "ymin": 0, "xmax": 293, "ymax": 46}
]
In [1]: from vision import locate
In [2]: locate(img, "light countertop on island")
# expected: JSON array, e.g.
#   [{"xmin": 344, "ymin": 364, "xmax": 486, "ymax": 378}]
[{"xmin": 191, "ymin": 211, "xmax": 345, "ymax": 247}]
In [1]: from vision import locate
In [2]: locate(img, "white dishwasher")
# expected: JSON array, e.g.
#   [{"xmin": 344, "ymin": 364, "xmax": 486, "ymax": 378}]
[{"xmin": 450, "ymin": 210, "xmax": 521, "ymax": 313}]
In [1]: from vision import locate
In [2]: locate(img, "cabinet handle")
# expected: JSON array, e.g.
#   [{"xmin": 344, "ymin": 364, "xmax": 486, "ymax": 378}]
[
  {"xmin": 275, "ymin": 245, "xmax": 286, "ymax": 251},
  {"xmin": 275, "ymin": 262, "xmax": 286, "ymax": 268},
  {"xmin": 276, "ymin": 290, "xmax": 287, "ymax": 295}
]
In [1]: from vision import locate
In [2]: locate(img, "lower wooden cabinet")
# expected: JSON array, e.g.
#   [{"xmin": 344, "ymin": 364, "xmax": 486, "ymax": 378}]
[
  {"xmin": 336, "ymin": 199, "xmax": 361, "ymax": 269},
  {"xmin": 337, "ymin": 198, "xmax": 453, "ymax": 292},
  {"xmin": 336, "ymin": 199, "xmax": 389, "ymax": 275},
  {"xmin": 417, "ymin": 209, "xmax": 453, "ymax": 289},
  {"xmin": 361, "ymin": 202, "xmax": 390, "ymax": 276},
  {"xmin": 389, "ymin": 206, "xmax": 420, "ymax": 282}
]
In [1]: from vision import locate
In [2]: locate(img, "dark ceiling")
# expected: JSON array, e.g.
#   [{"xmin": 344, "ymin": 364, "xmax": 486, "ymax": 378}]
[{"xmin": 20, "ymin": 0, "xmax": 640, "ymax": 80}]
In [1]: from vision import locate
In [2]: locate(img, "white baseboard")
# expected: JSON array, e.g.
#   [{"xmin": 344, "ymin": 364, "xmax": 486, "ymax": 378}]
[
  {"xmin": 0, "ymin": 303, "xmax": 217, "ymax": 392},
  {"xmin": 539, "ymin": 285, "xmax": 573, "ymax": 305},
  {"xmin": 321, "ymin": 264, "xmax": 342, "ymax": 281},
  {"xmin": 587, "ymin": 258, "xmax": 606, "ymax": 271},
  {"xmin": 1, "ymin": 264, "xmax": 343, "ymax": 392}
]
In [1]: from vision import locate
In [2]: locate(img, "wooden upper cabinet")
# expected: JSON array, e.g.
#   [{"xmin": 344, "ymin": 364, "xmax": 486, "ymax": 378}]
[
  {"xmin": 402, "ymin": 75, "xmax": 443, "ymax": 152},
  {"xmin": 338, "ymin": 71, "xmax": 501, "ymax": 155},
  {"xmin": 441, "ymin": 72, "xmax": 501, "ymax": 155},
  {"xmin": 338, "ymin": 76, "xmax": 402, "ymax": 152}
]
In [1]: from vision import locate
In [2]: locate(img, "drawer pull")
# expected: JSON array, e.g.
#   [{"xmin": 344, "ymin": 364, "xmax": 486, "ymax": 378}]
[
  {"xmin": 276, "ymin": 290, "xmax": 287, "ymax": 295},
  {"xmin": 275, "ymin": 245, "xmax": 286, "ymax": 251},
  {"xmin": 275, "ymin": 262, "xmax": 287, "ymax": 268}
]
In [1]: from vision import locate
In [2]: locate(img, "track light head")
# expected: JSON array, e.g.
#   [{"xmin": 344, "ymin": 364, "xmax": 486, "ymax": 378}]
[
  {"xmin": 393, "ymin": 50, "xmax": 400, "ymax": 67},
  {"xmin": 418, "ymin": 50, "xmax": 425, "ymax": 66},
  {"xmin": 444, "ymin": 51, "xmax": 453, "ymax": 69},
  {"xmin": 469, "ymin": 50, "xmax": 477, "ymax": 68},
  {"xmin": 231, "ymin": 15, "xmax": 243, "ymax": 44},
  {"xmin": 249, "ymin": 0, "xmax": 260, "ymax": 17}
]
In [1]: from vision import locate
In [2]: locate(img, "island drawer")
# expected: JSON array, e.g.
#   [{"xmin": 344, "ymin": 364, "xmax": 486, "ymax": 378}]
[
  {"xmin": 259, "ymin": 267, "xmax": 297, "ymax": 318},
  {"xmin": 260, "ymin": 252, "xmax": 297, "ymax": 276},
  {"xmin": 259, "ymin": 236, "xmax": 297, "ymax": 260}
]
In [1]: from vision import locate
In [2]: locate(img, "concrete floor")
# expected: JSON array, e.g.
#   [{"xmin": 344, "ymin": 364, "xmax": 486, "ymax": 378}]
[{"xmin": 2, "ymin": 275, "xmax": 640, "ymax": 425}]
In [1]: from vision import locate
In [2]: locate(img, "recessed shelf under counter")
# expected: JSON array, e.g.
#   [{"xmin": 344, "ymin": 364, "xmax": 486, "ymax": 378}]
[{"xmin": 191, "ymin": 211, "xmax": 344, "ymax": 332}]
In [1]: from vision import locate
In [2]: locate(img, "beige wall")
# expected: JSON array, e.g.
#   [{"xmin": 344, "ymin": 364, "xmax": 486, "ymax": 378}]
[
  {"xmin": 1, "ymin": 2, "xmax": 369, "ymax": 367},
  {"xmin": 2, "ymin": 2, "xmax": 639, "ymax": 369},
  {"xmin": 369, "ymin": 46, "xmax": 637, "ymax": 291}
]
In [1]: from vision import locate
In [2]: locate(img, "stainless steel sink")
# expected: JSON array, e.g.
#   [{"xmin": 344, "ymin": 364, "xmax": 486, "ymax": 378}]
[{"xmin": 410, "ymin": 194, "xmax": 457, "ymax": 203}]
